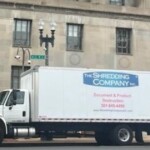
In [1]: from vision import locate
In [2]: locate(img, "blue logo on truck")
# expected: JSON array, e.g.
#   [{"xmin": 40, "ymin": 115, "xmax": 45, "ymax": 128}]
[{"xmin": 83, "ymin": 72, "xmax": 139, "ymax": 88}]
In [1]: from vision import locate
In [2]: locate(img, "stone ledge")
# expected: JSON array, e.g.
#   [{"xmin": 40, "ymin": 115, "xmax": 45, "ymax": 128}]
[
  {"xmin": 0, "ymin": 0, "xmax": 150, "ymax": 17},
  {"xmin": 0, "ymin": 1, "xmax": 150, "ymax": 23}
]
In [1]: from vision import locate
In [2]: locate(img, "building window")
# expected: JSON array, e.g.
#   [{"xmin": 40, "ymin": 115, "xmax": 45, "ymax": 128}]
[
  {"xmin": 74, "ymin": 0, "xmax": 91, "ymax": 2},
  {"xmin": 11, "ymin": 66, "xmax": 30, "ymax": 89},
  {"xmin": 67, "ymin": 23, "xmax": 83, "ymax": 51},
  {"xmin": 13, "ymin": 19, "xmax": 32, "ymax": 47},
  {"xmin": 110, "ymin": 0, "xmax": 124, "ymax": 5},
  {"xmin": 116, "ymin": 28, "xmax": 132, "ymax": 55}
]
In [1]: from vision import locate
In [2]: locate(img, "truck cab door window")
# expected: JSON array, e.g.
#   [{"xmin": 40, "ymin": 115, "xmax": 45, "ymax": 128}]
[
  {"xmin": 15, "ymin": 92, "xmax": 24, "ymax": 104},
  {"xmin": 6, "ymin": 91, "xmax": 24, "ymax": 106}
]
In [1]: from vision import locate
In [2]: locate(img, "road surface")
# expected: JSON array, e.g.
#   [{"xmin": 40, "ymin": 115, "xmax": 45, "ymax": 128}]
[{"xmin": 1, "ymin": 136, "xmax": 150, "ymax": 150}]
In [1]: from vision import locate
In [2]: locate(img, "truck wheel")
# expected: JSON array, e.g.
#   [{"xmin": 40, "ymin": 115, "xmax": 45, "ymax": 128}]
[
  {"xmin": 0, "ymin": 126, "xmax": 4, "ymax": 144},
  {"xmin": 95, "ymin": 131, "xmax": 111, "ymax": 145},
  {"xmin": 111, "ymin": 125, "xmax": 133, "ymax": 145}
]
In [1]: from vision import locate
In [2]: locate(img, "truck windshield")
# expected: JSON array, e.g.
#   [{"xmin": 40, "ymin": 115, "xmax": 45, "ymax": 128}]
[{"xmin": 0, "ymin": 91, "xmax": 9, "ymax": 105}]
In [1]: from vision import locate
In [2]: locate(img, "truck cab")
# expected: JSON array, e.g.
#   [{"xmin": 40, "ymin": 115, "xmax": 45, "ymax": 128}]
[{"xmin": 0, "ymin": 89, "xmax": 30, "ymax": 123}]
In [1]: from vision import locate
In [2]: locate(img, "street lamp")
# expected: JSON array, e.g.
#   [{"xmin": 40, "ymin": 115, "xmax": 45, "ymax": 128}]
[
  {"xmin": 14, "ymin": 46, "xmax": 31, "ymax": 72},
  {"xmin": 38, "ymin": 19, "xmax": 56, "ymax": 66}
]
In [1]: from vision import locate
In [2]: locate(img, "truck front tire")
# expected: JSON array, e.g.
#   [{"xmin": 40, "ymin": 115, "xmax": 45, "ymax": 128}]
[
  {"xmin": 0, "ymin": 126, "xmax": 4, "ymax": 144},
  {"xmin": 111, "ymin": 125, "xmax": 133, "ymax": 145}
]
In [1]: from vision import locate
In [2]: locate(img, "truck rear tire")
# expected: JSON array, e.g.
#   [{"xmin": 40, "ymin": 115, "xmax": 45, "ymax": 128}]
[{"xmin": 111, "ymin": 125, "xmax": 133, "ymax": 145}]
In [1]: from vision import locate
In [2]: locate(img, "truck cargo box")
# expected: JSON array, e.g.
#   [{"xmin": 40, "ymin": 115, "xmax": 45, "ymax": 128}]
[{"xmin": 21, "ymin": 66, "xmax": 150, "ymax": 123}]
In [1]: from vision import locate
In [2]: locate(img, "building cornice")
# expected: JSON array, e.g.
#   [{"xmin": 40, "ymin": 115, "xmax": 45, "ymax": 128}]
[{"xmin": 0, "ymin": 1, "xmax": 150, "ymax": 22}]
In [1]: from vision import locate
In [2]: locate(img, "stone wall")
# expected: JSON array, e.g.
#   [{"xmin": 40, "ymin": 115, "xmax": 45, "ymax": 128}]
[{"xmin": 0, "ymin": 0, "xmax": 150, "ymax": 90}]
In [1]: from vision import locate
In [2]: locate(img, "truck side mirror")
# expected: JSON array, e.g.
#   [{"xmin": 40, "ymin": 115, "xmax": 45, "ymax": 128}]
[
  {"xmin": 12, "ymin": 100, "xmax": 16, "ymax": 105},
  {"xmin": 11, "ymin": 90, "xmax": 18, "ymax": 105},
  {"xmin": 8, "ymin": 100, "xmax": 16, "ymax": 109},
  {"xmin": 13, "ymin": 90, "xmax": 17, "ymax": 100},
  {"xmin": 8, "ymin": 98, "xmax": 16, "ymax": 106}
]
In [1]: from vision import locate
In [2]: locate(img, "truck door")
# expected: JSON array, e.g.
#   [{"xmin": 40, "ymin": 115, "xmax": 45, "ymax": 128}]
[{"xmin": 3, "ymin": 90, "xmax": 29, "ymax": 123}]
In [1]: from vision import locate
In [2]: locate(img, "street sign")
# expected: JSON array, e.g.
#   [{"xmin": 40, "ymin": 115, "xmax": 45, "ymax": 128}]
[{"xmin": 31, "ymin": 55, "xmax": 45, "ymax": 60}]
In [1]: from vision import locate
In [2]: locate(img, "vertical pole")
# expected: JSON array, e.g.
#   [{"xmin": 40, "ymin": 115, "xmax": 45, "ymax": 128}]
[
  {"xmin": 22, "ymin": 48, "xmax": 25, "ymax": 72},
  {"xmin": 45, "ymin": 34, "xmax": 49, "ymax": 66}
]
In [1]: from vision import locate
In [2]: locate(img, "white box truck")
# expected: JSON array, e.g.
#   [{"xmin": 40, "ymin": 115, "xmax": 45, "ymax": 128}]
[{"xmin": 0, "ymin": 66, "xmax": 150, "ymax": 145}]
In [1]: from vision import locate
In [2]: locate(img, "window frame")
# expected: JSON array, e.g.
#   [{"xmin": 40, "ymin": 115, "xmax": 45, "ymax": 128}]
[
  {"xmin": 13, "ymin": 18, "xmax": 32, "ymax": 48},
  {"xmin": 11, "ymin": 66, "xmax": 30, "ymax": 89},
  {"xmin": 110, "ymin": 0, "xmax": 124, "ymax": 6},
  {"xmin": 66, "ymin": 23, "xmax": 83, "ymax": 51},
  {"xmin": 116, "ymin": 27, "xmax": 132, "ymax": 55},
  {"xmin": 6, "ymin": 91, "xmax": 25, "ymax": 106}
]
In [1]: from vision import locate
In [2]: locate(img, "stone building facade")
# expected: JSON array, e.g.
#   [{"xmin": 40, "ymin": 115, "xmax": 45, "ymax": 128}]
[{"xmin": 0, "ymin": 0, "xmax": 150, "ymax": 90}]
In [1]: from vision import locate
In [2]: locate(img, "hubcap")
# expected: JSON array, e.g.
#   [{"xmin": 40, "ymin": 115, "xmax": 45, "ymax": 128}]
[{"xmin": 118, "ymin": 128, "xmax": 130, "ymax": 142}]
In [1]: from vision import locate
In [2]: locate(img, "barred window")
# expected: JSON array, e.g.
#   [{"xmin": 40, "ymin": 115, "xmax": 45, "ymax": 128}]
[
  {"xmin": 116, "ymin": 28, "xmax": 132, "ymax": 55},
  {"xmin": 67, "ymin": 23, "xmax": 83, "ymax": 51}
]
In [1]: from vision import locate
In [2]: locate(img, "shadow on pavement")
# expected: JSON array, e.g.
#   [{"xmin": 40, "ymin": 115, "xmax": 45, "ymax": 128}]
[
  {"xmin": 1, "ymin": 142, "xmax": 150, "ymax": 147},
  {"xmin": 1, "ymin": 142, "xmax": 98, "ymax": 147}
]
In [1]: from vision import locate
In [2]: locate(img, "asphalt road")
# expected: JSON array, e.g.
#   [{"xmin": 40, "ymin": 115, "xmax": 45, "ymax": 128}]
[{"xmin": 1, "ymin": 137, "xmax": 150, "ymax": 150}]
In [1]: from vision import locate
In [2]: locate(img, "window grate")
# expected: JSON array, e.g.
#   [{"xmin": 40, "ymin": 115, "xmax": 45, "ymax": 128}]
[{"xmin": 116, "ymin": 28, "xmax": 131, "ymax": 55}]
